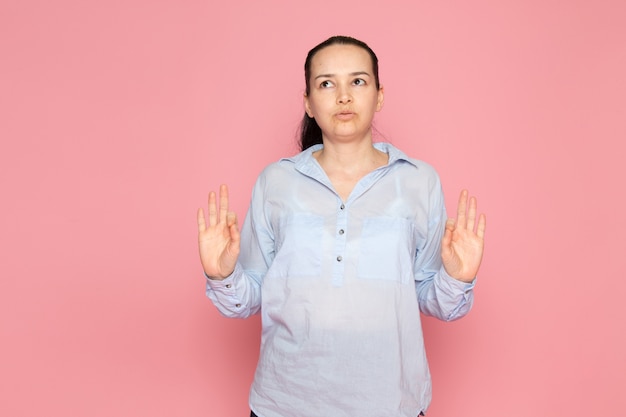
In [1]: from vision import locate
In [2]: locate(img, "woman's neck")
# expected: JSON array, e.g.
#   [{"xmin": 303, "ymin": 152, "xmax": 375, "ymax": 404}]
[{"xmin": 313, "ymin": 140, "xmax": 388, "ymax": 201}]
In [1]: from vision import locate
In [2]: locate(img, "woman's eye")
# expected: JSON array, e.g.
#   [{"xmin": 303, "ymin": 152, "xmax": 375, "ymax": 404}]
[
  {"xmin": 353, "ymin": 78, "xmax": 366, "ymax": 86},
  {"xmin": 320, "ymin": 80, "xmax": 333, "ymax": 88}
]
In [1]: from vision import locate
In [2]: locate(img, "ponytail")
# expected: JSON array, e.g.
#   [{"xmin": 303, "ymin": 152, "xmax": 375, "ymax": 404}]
[{"xmin": 299, "ymin": 113, "xmax": 323, "ymax": 151}]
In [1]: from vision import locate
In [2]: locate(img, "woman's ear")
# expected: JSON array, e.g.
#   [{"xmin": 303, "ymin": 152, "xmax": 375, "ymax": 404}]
[
  {"xmin": 376, "ymin": 86, "xmax": 385, "ymax": 112},
  {"xmin": 303, "ymin": 93, "xmax": 314, "ymax": 118}
]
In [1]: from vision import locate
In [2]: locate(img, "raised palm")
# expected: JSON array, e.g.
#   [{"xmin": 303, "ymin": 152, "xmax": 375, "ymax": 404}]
[
  {"xmin": 197, "ymin": 184, "xmax": 240, "ymax": 280},
  {"xmin": 441, "ymin": 190, "xmax": 486, "ymax": 282}
]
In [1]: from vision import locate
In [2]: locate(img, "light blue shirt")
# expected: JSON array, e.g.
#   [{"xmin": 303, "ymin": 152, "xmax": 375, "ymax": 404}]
[{"xmin": 206, "ymin": 142, "xmax": 475, "ymax": 417}]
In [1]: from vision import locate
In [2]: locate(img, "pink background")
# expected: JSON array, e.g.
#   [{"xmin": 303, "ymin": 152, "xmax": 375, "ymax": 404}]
[{"xmin": 2, "ymin": 1, "xmax": 625, "ymax": 416}]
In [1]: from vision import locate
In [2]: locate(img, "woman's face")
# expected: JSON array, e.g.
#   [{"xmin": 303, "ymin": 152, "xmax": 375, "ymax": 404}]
[{"xmin": 304, "ymin": 44, "xmax": 384, "ymax": 144}]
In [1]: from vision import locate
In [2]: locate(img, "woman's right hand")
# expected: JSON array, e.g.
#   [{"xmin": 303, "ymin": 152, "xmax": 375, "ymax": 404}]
[{"xmin": 197, "ymin": 184, "xmax": 240, "ymax": 280}]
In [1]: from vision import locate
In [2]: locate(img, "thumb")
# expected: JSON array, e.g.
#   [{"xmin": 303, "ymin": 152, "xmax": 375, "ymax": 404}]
[
  {"xmin": 441, "ymin": 218, "xmax": 455, "ymax": 245},
  {"xmin": 440, "ymin": 218, "xmax": 457, "ymax": 262},
  {"xmin": 227, "ymin": 212, "xmax": 241, "ymax": 246}
]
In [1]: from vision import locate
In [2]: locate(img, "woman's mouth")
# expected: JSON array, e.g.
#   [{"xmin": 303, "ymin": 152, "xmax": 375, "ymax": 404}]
[{"xmin": 336, "ymin": 111, "xmax": 355, "ymax": 120}]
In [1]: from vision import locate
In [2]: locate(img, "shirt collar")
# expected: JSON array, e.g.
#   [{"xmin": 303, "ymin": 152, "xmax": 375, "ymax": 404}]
[{"xmin": 283, "ymin": 142, "xmax": 418, "ymax": 172}]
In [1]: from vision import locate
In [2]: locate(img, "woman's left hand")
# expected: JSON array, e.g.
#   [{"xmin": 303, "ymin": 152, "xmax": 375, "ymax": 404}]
[{"xmin": 441, "ymin": 190, "xmax": 486, "ymax": 283}]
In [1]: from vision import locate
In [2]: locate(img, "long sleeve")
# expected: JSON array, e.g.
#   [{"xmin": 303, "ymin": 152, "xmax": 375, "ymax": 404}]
[
  {"xmin": 205, "ymin": 172, "xmax": 275, "ymax": 318},
  {"xmin": 413, "ymin": 175, "xmax": 476, "ymax": 321}
]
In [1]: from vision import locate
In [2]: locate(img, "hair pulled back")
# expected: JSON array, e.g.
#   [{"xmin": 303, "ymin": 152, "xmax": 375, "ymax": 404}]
[{"xmin": 299, "ymin": 36, "xmax": 380, "ymax": 151}]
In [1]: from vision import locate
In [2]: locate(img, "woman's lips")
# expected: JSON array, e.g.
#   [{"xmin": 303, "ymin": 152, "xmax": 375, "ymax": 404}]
[{"xmin": 335, "ymin": 111, "xmax": 355, "ymax": 120}]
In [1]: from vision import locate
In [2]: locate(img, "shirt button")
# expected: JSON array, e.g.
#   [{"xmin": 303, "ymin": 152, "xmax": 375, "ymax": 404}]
[
  {"xmin": 336, "ymin": 256, "xmax": 343, "ymax": 262},
  {"xmin": 225, "ymin": 284, "xmax": 232, "ymax": 289},
  {"xmin": 338, "ymin": 229, "xmax": 345, "ymax": 235},
  {"xmin": 340, "ymin": 204, "xmax": 345, "ymax": 210},
  {"xmin": 235, "ymin": 303, "xmax": 241, "ymax": 308}
]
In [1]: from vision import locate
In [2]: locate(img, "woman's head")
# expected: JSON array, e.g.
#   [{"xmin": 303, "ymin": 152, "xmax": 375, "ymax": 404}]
[
  {"xmin": 304, "ymin": 36, "xmax": 380, "ymax": 96},
  {"xmin": 299, "ymin": 36, "xmax": 381, "ymax": 151}
]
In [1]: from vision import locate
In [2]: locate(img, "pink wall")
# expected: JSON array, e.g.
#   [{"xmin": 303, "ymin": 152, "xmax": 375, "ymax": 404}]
[{"xmin": 2, "ymin": 1, "xmax": 624, "ymax": 416}]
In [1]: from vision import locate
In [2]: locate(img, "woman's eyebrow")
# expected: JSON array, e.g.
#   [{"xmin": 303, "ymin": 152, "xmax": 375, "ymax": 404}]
[{"xmin": 314, "ymin": 71, "xmax": 371, "ymax": 80}]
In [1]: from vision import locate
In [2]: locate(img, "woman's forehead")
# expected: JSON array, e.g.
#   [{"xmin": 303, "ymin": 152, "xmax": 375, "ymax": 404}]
[{"xmin": 310, "ymin": 44, "xmax": 373, "ymax": 75}]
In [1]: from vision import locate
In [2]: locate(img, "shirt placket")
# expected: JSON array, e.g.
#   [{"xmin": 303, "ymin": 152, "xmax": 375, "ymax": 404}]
[{"xmin": 331, "ymin": 200, "xmax": 348, "ymax": 286}]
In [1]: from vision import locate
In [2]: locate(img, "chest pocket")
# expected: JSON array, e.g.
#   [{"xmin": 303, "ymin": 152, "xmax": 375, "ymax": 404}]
[
  {"xmin": 356, "ymin": 217, "xmax": 416, "ymax": 283},
  {"xmin": 271, "ymin": 213, "xmax": 324, "ymax": 278}
]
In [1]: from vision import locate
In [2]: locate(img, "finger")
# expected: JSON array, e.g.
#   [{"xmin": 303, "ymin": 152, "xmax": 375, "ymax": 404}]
[
  {"xmin": 197, "ymin": 208, "xmax": 206, "ymax": 232},
  {"xmin": 442, "ymin": 218, "xmax": 455, "ymax": 247},
  {"xmin": 440, "ymin": 218, "xmax": 456, "ymax": 263},
  {"xmin": 208, "ymin": 191, "xmax": 217, "ymax": 227},
  {"xmin": 445, "ymin": 217, "xmax": 456, "ymax": 231},
  {"xmin": 226, "ymin": 211, "xmax": 238, "ymax": 228},
  {"xmin": 219, "ymin": 184, "xmax": 229, "ymax": 224},
  {"xmin": 467, "ymin": 196, "xmax": 477, "ymax": 232},
  {"xmin": 456, "ymin": 190, "xmax": 468, "ymax": 229},
  {"xmin": 227, "ymin": 212, "xmax": 241, "ymax": 245},
  {"xmin": 476, "ymin": 213, "xmax": 486, "ymax": 239}
]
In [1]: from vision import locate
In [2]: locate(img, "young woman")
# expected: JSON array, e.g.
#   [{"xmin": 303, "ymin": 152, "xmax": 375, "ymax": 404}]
[{"xmin": 198, "ymin": 36, "xmax": 486, "ymax": 417}]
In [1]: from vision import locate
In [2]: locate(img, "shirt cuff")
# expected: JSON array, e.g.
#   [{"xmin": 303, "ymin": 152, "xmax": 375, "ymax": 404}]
[
  {"xmin": 204, "ymin": 263, "xmax": 241, "ymax": 291},
  {"xmin": 439, "ymin": 266, "xmax": 476, "ymax": 293}
]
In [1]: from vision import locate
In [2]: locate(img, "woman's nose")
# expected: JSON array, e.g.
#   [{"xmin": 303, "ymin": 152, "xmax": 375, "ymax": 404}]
[{"xmin": 336, "ymin": 87, "xmax": 352, "ymax": 104}]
